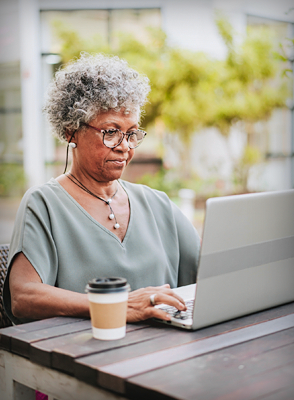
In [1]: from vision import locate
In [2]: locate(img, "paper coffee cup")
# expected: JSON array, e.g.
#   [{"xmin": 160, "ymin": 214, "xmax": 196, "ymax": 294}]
[{"xmin": 86, "ymin": 277, "xmax": 129, "ymax": 340}]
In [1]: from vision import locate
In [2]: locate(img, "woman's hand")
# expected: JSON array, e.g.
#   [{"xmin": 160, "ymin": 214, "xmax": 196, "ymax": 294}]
[{"xmin": 127, "ymin": 284, "xmax": 187, "ymax": 323}]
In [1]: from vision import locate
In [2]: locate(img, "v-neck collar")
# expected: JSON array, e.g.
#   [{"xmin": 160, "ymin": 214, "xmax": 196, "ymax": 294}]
[{"xmin": 50, "ymin": 178, "xmax": 132, "ymax": 246}]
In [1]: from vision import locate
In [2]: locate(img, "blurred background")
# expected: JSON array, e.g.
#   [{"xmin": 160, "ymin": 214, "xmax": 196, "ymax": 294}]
[{"xmin": 0, "ymin": 0, "xmax": 294, "ymax": 243}]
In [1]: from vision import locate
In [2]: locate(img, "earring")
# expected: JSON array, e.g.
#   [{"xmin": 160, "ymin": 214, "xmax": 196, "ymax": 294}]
[{"xmin": 63, "ymin": 130, "xmax": 77, "ymax": 174}]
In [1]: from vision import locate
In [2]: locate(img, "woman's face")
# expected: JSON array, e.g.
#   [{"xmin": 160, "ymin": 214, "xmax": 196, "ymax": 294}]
[{"xmin": 72, "ymin": 109, "xmax": 139, "ymax": 183}]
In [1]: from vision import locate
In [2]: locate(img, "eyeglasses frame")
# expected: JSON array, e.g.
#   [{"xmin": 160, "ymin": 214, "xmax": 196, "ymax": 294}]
[{"xmin": 80, "ymin": 122, "xmax": 147, "ymax": 149}]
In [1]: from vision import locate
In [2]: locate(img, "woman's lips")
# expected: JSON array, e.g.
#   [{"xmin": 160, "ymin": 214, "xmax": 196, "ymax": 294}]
[{"xmin": 108, "ymin": 159, "xmax": 127, "ymax": 166}]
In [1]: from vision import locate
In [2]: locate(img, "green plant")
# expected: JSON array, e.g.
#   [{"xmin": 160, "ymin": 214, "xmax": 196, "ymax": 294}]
[
  {"xmin": 136, "ymin": 168, "xmax": 204, "ymax": 198},
  {"xmin": 53, "ymin": 16, "xmax": 288, "ymax": 190},
  {"xmin": 0, "ymin": 163, "xmax": 26, "ymax": 197}
]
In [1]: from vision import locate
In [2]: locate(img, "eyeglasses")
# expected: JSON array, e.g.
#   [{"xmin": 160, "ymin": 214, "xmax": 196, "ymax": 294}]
[{"xmin": 81, "ymin": 123, "xmax": 147, "ymax": 149}]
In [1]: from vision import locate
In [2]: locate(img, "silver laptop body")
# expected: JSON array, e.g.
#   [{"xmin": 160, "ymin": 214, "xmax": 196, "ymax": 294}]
[{"xmin": 157, "ymin": 190, "xmax": 294, "ymax": 330}]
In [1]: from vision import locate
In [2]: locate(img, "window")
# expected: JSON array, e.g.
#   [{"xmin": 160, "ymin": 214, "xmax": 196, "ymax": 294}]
[
  {"xmin": 247, "ymin": 15, "xmax": 293, "ymax": 159},
  {"xmin": 0, "ymin": 62, "xmax": 22, "ymax": 163},
  {"xmin": 40, "ymin": 8, "xmax": 161, "ymax": 54}
]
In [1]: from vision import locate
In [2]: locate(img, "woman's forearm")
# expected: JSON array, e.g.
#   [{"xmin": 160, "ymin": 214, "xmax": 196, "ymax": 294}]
[
  {"xmin": 9, "ymin": 253, "xmax": 186, "ymax": 323},
  {"xmin": 9, "ymin": 252, "xmax": 90, "ymax": 321},
  {"xmin": 11, "ymin": 281, "xmax": 90, "ymax": 320}
]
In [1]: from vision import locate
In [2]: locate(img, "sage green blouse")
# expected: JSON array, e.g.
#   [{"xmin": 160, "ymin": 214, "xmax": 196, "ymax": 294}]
[{"xmin": 4, "ymin": 178, "xmax": 201, "ymax": 324}]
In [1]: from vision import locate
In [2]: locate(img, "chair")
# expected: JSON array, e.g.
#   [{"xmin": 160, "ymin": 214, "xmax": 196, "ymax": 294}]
[{"xmin": 0, "ymin": 244, "xmax": 12, "ymax": 328}]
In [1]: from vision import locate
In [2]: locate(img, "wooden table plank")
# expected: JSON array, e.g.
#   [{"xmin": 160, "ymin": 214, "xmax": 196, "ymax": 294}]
[
  {"xmin": 256, "ymin": 385, "xmax": 294, "ymax": 400},
  {"xmin": 2, "ymin": 302, "xmax": 294, "ymax": 397},
  {"xmin": 31, "ymin": 327, "xmax": 92, "ymax": 367},
  {"xmin": 11, "ymin": 319, "xmax": 92, "ymax": 358},
  {"xmin": 74, "ymin": 328, "xmax": 198, "ymax": 386},
  {"xmin": 126, "ymin": 328, "xmax": 294, "ymax": 400},
  {"xmin": 75, "ymin": 312, "xmax": 276, "ymax": 388},
  {"xmin": 29, "ymin": 321, "xmax": 149, "ymax": 368},
  {"xmin": 75, "ymin": 321, "xmax": 294, "ymax": 387},
  {"xmin": 73, "ymin": 302, "xmax": 294, "ymax": 387},
  {"xmin": 0, "ymin": 317, "xmax": 85, "ymax": 352},
  {"xmin": 51, "ymin": 326, "xmax": 169, "ymax": 375},
  {"xmin": 128, "ymin": 361, "xmax": 294, "ymax": 400},
  {"xmin": 97, "ymin": 314, "xmax": 294, "ymax": 394}
]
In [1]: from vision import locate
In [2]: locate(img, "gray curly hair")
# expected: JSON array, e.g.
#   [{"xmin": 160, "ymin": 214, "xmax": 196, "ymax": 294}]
[{"xmin": 43, "ymin": 53, "xmax": 150, "ymax": 142}]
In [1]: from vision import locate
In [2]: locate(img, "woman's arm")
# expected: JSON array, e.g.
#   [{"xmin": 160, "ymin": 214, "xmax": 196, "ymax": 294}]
[
  {"xmin": 9, "ymin": 253, "xmax": 186, "ymax": 322},
  {"xmin": 9, "ymin": 252, "xmax": 90, "ymax": 320}
]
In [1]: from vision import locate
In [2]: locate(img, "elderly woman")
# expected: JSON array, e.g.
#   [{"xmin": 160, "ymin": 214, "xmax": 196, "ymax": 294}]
[{"xmin": 3, "ymin": 53, "xmax": 201, "ymax": 325}]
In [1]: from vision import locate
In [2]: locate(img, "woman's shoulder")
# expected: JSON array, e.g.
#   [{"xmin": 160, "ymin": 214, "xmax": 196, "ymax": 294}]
[{"xmin": 18, "ymin": 178, "xmax": 64, "ymax": 211}]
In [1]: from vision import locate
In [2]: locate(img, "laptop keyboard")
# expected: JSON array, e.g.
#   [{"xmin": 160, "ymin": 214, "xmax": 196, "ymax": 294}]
[{"xmin": 160, "ymin": 299, "xmax": 194, "ymax": 320}]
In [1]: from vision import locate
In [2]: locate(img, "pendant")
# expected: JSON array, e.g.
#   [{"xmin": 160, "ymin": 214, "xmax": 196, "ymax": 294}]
[
  {"xmin": 107, "ymin": 199, "xmax": 112, "ymax": 204},
  {"xmin": 114, "ymin": 223, "xmax": 120, "ymax": 229},
  {"xmin": 109, "ymin": 214, "xmax": 114, "ymax": 220}
]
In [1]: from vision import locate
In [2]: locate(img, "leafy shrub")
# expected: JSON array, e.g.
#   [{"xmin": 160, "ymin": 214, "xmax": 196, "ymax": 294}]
[
  {"xmin": 0, "ymin": 163, "xmax": 26, "ymax": 197},
  {"xmin": 137, "ymin": 168, "xmax": 203, "ymax": 198}
]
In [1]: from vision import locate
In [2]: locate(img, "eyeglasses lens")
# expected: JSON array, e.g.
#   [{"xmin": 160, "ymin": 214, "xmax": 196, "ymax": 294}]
[{"xmin": 103, "ymin": 130, "xmax": 145, "ymax": 149}]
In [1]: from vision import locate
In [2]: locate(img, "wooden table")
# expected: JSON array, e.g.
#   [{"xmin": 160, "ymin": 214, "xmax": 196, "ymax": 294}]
[{"xmin": 1, "ymin": 302, "xmax": 294, "ymax": 400}]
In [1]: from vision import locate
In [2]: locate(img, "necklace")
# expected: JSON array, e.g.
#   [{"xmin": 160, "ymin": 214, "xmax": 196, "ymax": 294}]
[{"xmin": 66, "ymin": 173, "xmax": 120, "ymax": 229}]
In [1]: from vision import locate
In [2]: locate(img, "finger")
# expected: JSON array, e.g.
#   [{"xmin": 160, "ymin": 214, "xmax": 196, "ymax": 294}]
[
  {"xmin": 154, "ymin": 287, "xmax": 186, "ymax": 307},
  {"xmin": 150, "ymin": 307, "xmax": 172, "ymax": 321},
  {"xmin": 156, "ymin": 284, "xmax": 170, "ymax": 289},
  {"xmin": 153, "ymin": 293, "xmax": 187, "ymax": 311},
  {"xmin": 170, "ymin": 292, "xmax": 186, "ymax": 306}
]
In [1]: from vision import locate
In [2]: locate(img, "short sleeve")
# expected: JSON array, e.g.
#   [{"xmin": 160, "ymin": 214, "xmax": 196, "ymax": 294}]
[{"xmin": 3, "ymin": 187, "xmax": 58, "ymax": 324}]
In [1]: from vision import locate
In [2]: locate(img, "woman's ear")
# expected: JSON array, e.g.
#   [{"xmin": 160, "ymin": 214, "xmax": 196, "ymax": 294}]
[
  {"xmin": 65, "ymin": 130, "xmax": 74, "ymax": 143},
  {"xmin": 63, "ymin": 129, "xmax": 77, "ymax": 174},
  {"xmin": 65, "ymin": 130, "xmax": 76, "ymax": 144}
]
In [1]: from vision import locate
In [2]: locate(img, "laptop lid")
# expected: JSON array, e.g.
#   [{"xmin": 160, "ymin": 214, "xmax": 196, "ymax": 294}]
[{"xmin": 192, "ymin": 189, "xmax": 294, "ymax": 330}]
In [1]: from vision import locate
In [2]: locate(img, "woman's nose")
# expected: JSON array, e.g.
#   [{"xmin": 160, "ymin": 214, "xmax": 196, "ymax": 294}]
[{"xmin": 115, "ymin": 134, "xmax": 131, "ymax": 151}]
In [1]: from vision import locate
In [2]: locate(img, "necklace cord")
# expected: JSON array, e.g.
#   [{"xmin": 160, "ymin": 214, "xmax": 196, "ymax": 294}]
[{"xmin": 65, "ymin": 173, "xmax": 120, "ymax": 229}]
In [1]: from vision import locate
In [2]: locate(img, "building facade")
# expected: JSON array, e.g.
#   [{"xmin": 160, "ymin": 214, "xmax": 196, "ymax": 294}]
[{"xmin": 0, "ymin": 0, "xmax": 294, "ymax": 191}]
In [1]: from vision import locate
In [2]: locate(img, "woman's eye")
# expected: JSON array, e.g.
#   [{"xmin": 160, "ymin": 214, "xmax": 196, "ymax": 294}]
[{"xmin": 105, "ymin": 130, "xmax": 118, "ymax": 137}]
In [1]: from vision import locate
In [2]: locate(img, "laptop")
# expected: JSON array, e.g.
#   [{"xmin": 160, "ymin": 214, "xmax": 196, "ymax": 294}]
[{"xmin": 156, "ymin": 189, "xmax": 294, "ymax": 330}]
